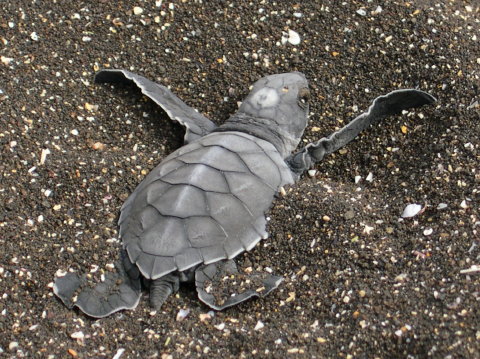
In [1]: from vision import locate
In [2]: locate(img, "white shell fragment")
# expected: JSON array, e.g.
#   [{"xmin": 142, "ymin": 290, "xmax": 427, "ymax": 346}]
[
  {"xmin": 356, "ymin": 8, "xmax": 367, "ymax": 16},
  {"xmin": 423, "ymin": 228, "xmax": 433, "ymax": 236},
  {"xmin": 282, "ymin": 30, "xmax": 301, "ymax": 45},
  {"xmin": 401, "ymin": 204, "xmax": 422, "ymax": 218},
  {"xmin": 112, "ymin": 348, "xmax": 126, "ymax": 359},
  {"xmin": 70, "ymin": 331, "xmax": 84, "ymax": 340},
  {"xmin": 287, "ymin": 30, "xmax": 301, "ymax": 45},
  {"xmin": 459, "ymin": 265, "xmax": 480, "ymax": 274},
  {"xmin": 40, "ymin": 148, "xmax": 50, "ymax": 165},
  {"xmin": 55, "ymin": 269, "xmax": 67, "ymax": 277},
  {"xmin": 214, "ymin": 323, "xmax": 225, "ymax": 330},
  {"xmin": 254, "ymin": 320, "xmax": 265, "ymax": 330},
  {"xmin": 176, "ymin": 308, "xmax": 190, "ymax": 321},
  {"xmin": 366, "ymin": 172, "xmax": 373, "ymax": 182}
]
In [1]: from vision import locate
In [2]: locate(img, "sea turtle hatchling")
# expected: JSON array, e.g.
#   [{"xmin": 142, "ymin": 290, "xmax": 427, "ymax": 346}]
[{"xmin": 54, "ymin": 70, "xmax": 436, "ymax": 318}]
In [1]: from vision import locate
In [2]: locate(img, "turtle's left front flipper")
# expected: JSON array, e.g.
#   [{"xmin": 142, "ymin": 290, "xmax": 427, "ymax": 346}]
[
  {"xmin": 287, "ymin": 89, "xmax": 436, "ymax": 174},
  {"xmin": 195, "ymin": 260, "xmax": 283, "ymax": 310},
  {"xmin": 95, "ymin": 69, "xmax": 217, "ymax": 143}
]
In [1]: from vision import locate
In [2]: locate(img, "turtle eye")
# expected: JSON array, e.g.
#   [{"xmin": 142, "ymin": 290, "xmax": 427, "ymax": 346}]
[{"xmin": 298, "ymin": 87, "xmax": 310, "ymax": 108}]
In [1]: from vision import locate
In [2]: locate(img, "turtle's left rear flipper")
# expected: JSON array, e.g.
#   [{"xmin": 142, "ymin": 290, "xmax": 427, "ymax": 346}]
[
  {"xmin": 287, "ymin": 89, "xmax": 436, "ymax": 174},
  {"xmin": 195, "ymin": 260, "xmax": 283, "ymax": 310},
  {"xmin": 53, "ymin": 265, "xmax": 141, "ymax": 318},
  {"xmin": 94, "ymin": 69, "xmax": 217, "ymax": 144}
]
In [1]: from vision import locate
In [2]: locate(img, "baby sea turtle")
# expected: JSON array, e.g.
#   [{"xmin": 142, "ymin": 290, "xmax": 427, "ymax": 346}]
[{"xmin": 54, "ymin": 70, "xmax": 435, "ymax": 317}]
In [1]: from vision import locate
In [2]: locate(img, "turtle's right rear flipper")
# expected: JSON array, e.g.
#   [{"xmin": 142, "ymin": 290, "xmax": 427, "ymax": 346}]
[
  {"xmin": 53, "ymin": 261, "xmax": 141, "ymax": 318},
  {"xmin": 195, "ymin": 260, "xmax": 283, "ymax": 310}
]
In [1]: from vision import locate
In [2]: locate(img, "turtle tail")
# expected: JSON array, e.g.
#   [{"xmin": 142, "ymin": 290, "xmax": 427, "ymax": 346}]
[{"xmin": 53, "ymin": 250, "xmax": 141, "ymax": 318}]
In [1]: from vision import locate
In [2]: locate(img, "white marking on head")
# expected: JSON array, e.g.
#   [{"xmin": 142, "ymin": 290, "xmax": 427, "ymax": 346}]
[{"xmin": 251, "ymin": 87, "xmax": 279, "ymax": 109}]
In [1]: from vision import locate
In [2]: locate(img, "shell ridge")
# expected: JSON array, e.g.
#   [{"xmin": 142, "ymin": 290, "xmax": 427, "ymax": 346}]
[
  {"xmin": 223, "ymin": 174, "xmax": 256, "ymax": 218},
  {"xmin": 177, "ymin": 157, "xmax": 247, "ymax": 175},
  {"xmin": 203, "ymin": 143, "xmax": 275, "ymax": 190}
]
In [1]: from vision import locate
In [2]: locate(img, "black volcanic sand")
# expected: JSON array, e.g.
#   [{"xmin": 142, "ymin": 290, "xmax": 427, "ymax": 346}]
[{"xmin": 1, "ymin": 1, "xmax": 479, "ymax": 358}]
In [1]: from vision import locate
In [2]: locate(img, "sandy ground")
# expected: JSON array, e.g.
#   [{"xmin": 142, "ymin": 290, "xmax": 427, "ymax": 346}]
[{"xmin": 1, "ymin": 1, "xmax": 479, "ymax": 358}]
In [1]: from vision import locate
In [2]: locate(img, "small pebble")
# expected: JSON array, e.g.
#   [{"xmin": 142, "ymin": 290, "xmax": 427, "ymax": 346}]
[
  {"xmin": 133, "ymin": 6, "xmax": 143, "ymax": 15},
  {"xmin": 366, "ymin": 172, "xmax": 373, "ymax": 182},
  {"xmin": 286, "ymin": 292, "xmax": 296, "ymax": 302},
  {"xmin": 214, "ymin": 323, "xmax": 225, "ymax": 330},
  {"xmin": 1, "ymin": 56, "xmax": 13, "ymax": 65},
  {"xmin": 70, "ymin": 331, "xmax": 84, "ymax": 340},
  {"xmin": 199, "ymin": 312, "xmax": 212, "ymax": 322},
  {"xmin": 437, "ymin": 203, "xmax": 448, "ymax": 210},
  {"xmin": 84, "ymin": 102, "xmax": 98, "ymax": 111},
  {"xmin": 9, "ymin": 342, "xmax": 18, "ymax": 351},
  {"xmin": 423, "ymin": 228, "xmax": 433, "ymax": 236},
  {"xmin": 308, "ymin": 169, "xmax": 317, "ymax": 177},
  {"xmin": 344, "ymin": 210, "xmax": 355, "ymax": 220},
  {"xmin": 92, "ymin": 142, "xmax": 106, "ymax": 151}
]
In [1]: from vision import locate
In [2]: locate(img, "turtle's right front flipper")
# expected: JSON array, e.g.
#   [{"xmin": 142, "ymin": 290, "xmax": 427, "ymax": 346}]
[
  {"xmin": 287, "ymin": 89, "xmax": 436, "ymax": 175},
  {"xmin": 95, "ymin": 69, "xmax": 217, "ymax": 144},
  {"xmin": 53, "ymin": 253, "xmax": 141, "ymax": 318}
]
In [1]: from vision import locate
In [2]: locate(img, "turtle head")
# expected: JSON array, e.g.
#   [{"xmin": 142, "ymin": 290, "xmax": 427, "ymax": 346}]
[{"xmin": 223, "ymin": 72, "xmax": 310, "ymax": 157}]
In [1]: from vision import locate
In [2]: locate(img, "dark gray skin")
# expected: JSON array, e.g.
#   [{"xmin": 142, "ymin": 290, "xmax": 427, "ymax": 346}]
[{"xmin": 54, "ymin": 70, "xmax": 436, "ymax": 318}]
